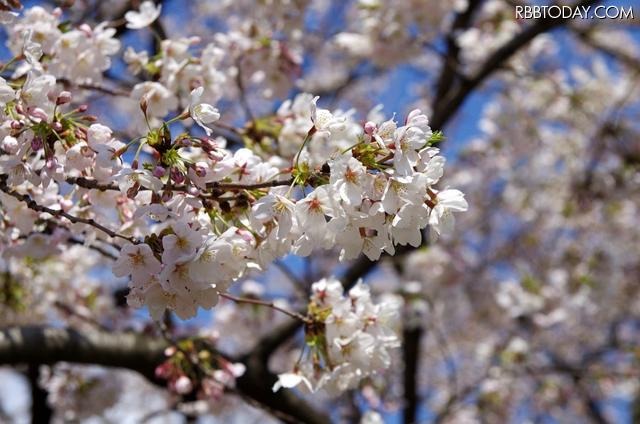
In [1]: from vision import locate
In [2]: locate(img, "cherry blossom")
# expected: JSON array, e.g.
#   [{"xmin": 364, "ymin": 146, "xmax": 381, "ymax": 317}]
[
  {"xmin": 125, "ymin": 1, "xmax": 162, "ymax": 30},
  {"xmin": 189, "ymin": 87, "xmax": 220, "ymax": 136},
  {"xmin": 112, "ymin": 243, "xmax": 161, "ymax": 283}
]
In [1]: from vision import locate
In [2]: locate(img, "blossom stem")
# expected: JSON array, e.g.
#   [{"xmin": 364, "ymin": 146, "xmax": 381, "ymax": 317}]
[
  {"xmin": 293, "ymin": 128, "xmax": 315, "ymax": 174},
  {"xmin": 64, "ymin": 176, "xmax": 295, "ymax": 192},
  {"xmin": 218, "ymin": 292, "xmax": 311, "ymax": 324},
  {"xmin": 58, "ymin": 78, "xmax": 130, "ymax": 97}
]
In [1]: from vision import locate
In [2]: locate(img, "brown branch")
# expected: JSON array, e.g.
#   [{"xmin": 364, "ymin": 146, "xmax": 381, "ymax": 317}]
[
  {"xmin": 27, "ymin": 364, "xmax": 52, "ymax": 424},
  {"xmin": 218, "ymin": 292, "xmax": 310, "ymax": 323},
  {"xmin": 65, "ymin": 176, "xmax": 295, "ymax": 192},
  {"xmin": 58, "ymin": 78, "xmax": 130, "ymax": 97},
  {"xmin": 0, "ymin": 175, "xmax": 137, "ymax": 244},
  {"xmin": 530, "ymin": 356, "xmax": 608, "ymax": 424},
  {"xmin": 433, "ymin": 0, "xmax": 485, "ymax": 103},
  {"xmin": 0, "ymin": 326, "xmax": 167, "ymax": 380},
  {"xmin": 402, "ymin": 326, "xmax": 423, "ymax": 424},
  {"xmin": 0, "ymin": 325, "xmax": 331, "ymax": 424},
  {"xmin": 572, "ymin": 27, "xmax": 640, "ymax": 69},
  {"xmin": 430, "ymin": 0, "xmax": 602, "ymax": 130},
  {"xmin": 328, "ymin": 0, "xmax": 605, "ymax": 348},
  {"xmin": 207, "ymin": 178, "xmax": 295, "ymax": 191},
  {"xmin": 235, "ymin": 57, "xmax": 255, "ymax": 123}
]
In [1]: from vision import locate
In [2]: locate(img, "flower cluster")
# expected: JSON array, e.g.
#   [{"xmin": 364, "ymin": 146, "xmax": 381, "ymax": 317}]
[
  {"xmin": 40, "ymin": 363, "xmax": 173, "ymax": 422},
  {"xmin": 273, "ymin": 277, "xmax": 402, "ymax": 395},
  {"xmin": 1, "ymin": 67, "xmax": 465, "ymax": 321},
  {"xmin": 118, "ymin": 100, "xmax": 466, "ymax": 319},
  {"xmin": 6, "ymin": 6, "xmax": 120, "ymax": 83},
  {"xmin": 155, "ymin": 340, "xmax": 245, "ymax": 401},
  {"xmin": 0, "ymin": 4, "xmax": 466, "ymax": 322}
]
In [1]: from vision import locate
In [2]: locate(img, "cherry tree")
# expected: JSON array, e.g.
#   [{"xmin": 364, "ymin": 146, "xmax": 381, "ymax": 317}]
[{"xmin": 0, "ymin": 0, "xmax": 639, "ymax": 423}]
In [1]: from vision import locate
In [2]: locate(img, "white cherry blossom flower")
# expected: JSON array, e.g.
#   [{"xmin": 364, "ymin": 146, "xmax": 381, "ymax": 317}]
[
  {"xmin": 272, "ymin": 372, "xmax": 313, "ymax": 393},
  {"xmin": 429, "ymin": 189, "xmax": 469, "ymax": 239},
  {"xmin": 125, "ymin": 1, "xmax": 162, "ymax": 30},
  {"xmin": 310, "ymin": 96, "xmax": 346, "ymax": 137},
  {"xmin": 112, "ymin": 243, "xmax": 161, "ymax": 283},
  {"xmin": 113, "ymin": 168, "xmax": 163, "ymax": 195},
  {"xmin": 251, "ymin": 190, "xmax": 295, "ymax": 239},
  {"xmin": 329, "ymin": 154, "xmax": 367, "ymax": 206},
  {"xmin": 189, "ymin": 86, "xmax": 220, "ymax": 136},
  {"xmin": 162, "ymin": 221, "xmax": 204, "ymax": 264}
]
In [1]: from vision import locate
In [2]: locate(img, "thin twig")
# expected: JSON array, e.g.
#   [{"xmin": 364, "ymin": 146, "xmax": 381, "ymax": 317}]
[
  {"xmin": 58, "ymin": 78, "xmax": 130, "ymax": 97},
  {"xmin": 53, "ymin": 301, "xmax": 111, "ymax": 331},
  {"xmin": 0, "ymin": 176, "xmax": 137, "ymax": 244},
  {"xmin": 219, "ymin": 292, "xmax": 310, "ymax": 324},
  {"xmin": 235, "ymin": 57, "xmax": 255, "ymax": 123}
]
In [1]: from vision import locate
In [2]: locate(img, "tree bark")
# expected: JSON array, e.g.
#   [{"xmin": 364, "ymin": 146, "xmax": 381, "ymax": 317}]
[{"xmin": 0, "ymin": 326, "xmax": 330, "ymax": 424}]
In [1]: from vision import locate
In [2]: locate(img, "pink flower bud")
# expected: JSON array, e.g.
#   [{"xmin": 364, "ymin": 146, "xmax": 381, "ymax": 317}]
[
  {"xmin": 202, "ymin": 378, "xmax": 224, "ymax": 398},
  {"xmin": 194, "ymin": 164, "xmax": 207, "ymax": 178},
  {"xmin": 140, "ymin": 96, "xmax": 148, "ymax": 115},
  {"xmin": 10, "ymin": 120, "xmax": 23, "ymax": 130},
  {"xmin": 51, "ymin": 121, "xmax": 63, "ymax": 132},
  {"xmin": 78, "ymin": 23, "xmax": 92, "ymax": 37},
  {"xmin": 31, "ymin": 136, "xmax": 43, "ymax": 151},
  {"xmin": 364, "ymin": 121, "xmax": 377, "ymax": 135},
  {"xmin": 153, "ymin": 166, "xmax": 166, "ymax": 178},
  {"xmin": 155, "ymin": 362, "xmax": 172, "ymax": 379},
  {"xmin": 170, "ymin": 167, "xmax": 185, "ymax": 184},
  {"xmin": 201, "ymin": 138, "xmax": 215, "ymax": 152},
  {"xmin": 161, "ymin": 190, "xmax": 173, "ymax": 202},
  {"xmin": 29, "ymin": 107, "xmax": 49, "ymax": 121},
  {"xmin": 56, "ymin": 91, "xmax": 72, "ymax": 105},
  {"xmin": 46, "ymin": 158, "xmax": 58, "ymax": 170},
  {"xmin": 77, "ymin": 104, "xmax": 88, "ymax": 113},
  {"xmin": 173, "ymin": 376, "xmax": 193, "ymax": 394}
]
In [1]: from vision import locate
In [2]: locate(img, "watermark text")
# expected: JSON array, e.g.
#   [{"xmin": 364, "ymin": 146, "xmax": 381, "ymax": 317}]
[{"xmin": 515, "ymin": 5, "xmax": 634, "ymax": 20}]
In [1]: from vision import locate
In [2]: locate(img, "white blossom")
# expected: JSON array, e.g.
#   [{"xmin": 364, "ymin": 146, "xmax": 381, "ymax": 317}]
[{"xmin": 125, "ymin": 1, "xmax": 162, "ymax": 29}]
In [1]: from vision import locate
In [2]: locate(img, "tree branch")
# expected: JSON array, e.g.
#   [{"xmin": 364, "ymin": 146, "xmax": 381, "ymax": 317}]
[
  {"xmin": 433, "ymin": 0, "xmax": 485, "ymax": 104},
  {"xmin": 0, "ymin": 326, "xmax": 166, "ymax": 380},
  {"xmin": 0, "ymin": 175, "xmax": 138, "ymax": 244},
  {"xmin": 430, "ymin": 0, "xmax": 602, "ymax": 130},
  {"xmin": 64, "ymin": 176, "xmax": 295, "ymax": 192},
  {"xmin": 0, "ymin": 325, "xmax": 330, "ymax": 424},
  {"xmin": 27, "ymin": 363, "xmax": 52, "ymax": 424},
  {"xmin": 335, "ymin": 0, "xmax": 604, "ymax": 333},
  {"xmin": 402, "ymin": 326, "xmax": 423, "ymax": 424}
]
